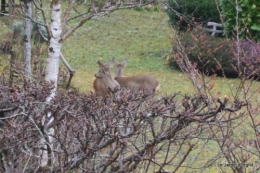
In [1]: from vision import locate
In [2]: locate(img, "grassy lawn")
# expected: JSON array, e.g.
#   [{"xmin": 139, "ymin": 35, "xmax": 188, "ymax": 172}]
[
  {"xmin": 61, "ymin": 9, "xmax": 260, "ymax": 99},
  {"xmin": 61, "ymin": 9, "xmax": 195, "ymax": 95}
]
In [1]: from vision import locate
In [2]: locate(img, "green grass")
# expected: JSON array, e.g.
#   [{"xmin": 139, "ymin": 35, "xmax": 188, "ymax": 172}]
[
  {"xmin": 0, "ymin": 17, "xmax": 11, "ymax": 37},
  {"xmin": 61, "ymin": 9, "xmax": 260, "ymax": 98},
  {"xmin": 62, "ymin": 9, "xmax": 186, "ymax": 94}
]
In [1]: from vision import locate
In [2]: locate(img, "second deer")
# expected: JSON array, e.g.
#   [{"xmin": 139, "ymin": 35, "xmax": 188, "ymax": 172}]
[
  {"xmin": 93, "ymin": 61, "xmax": 120, "ymax": 97},
  {"xmin": 113, "ymin": 58, "xmax": 160, "ymax": 94}
]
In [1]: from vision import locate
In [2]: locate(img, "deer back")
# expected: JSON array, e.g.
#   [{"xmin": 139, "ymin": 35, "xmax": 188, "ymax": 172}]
[
  {"xmin": 115, "ymin": 74, "xmax": 160, "ymax": 93},
  {"xmin": 113, "ymin": 58, "xmax": 160, "ymax": 93}
]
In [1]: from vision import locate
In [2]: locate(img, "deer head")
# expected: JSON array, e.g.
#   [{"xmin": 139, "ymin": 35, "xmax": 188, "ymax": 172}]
[{"xmin": 93, "ymin": 61, "xmax": 120, "ymax": 97}]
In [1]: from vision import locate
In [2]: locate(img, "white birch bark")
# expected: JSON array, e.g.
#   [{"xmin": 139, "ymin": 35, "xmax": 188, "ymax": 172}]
[
  {"xmin": 45, "ymin": 2, "xmax": 62, "ymax": 89},
  {"xmin": 24, "ymin": 1, "xmax": 32, "ymax": 80},
  {"xmin": 40, "ymin": 0, "xmax": 62, "ymax": 167}
]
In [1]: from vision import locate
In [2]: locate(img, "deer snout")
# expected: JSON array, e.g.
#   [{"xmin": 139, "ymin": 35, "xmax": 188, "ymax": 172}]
[{"xmin": 95, "ymin": 71, "xmax": 102, "ymax": 78}]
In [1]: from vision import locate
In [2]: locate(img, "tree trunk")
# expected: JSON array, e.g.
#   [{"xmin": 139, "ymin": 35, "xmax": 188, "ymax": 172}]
[
  {"xmin": 45, "ymin": 2, "xmax": 62, "ymax": 89},
  {"xmin": 8, "ymin": 0, "xmax": 14, "ymax": 15},
  {"xmin": 24, "ymin": 1, "xmax": 32, "ymax": 80},
  {"xmin": 40, "ymin": 0, "xmax": 62, "ymax": 167}
]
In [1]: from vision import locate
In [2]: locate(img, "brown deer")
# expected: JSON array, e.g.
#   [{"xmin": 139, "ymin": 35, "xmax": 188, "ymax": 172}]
[
  {"xmin": 113, "ymin": 58, "xmax": 160, "ymax": 94},
  {"xmin": 93, "ymin": 61, "xmax": 120, "ymax": 97}
]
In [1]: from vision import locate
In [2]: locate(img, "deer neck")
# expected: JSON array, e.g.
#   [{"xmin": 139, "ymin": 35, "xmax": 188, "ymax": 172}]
[
  {"xmin": 103, "ymin": 76, "xmax": 119, "ymax": 89},
  {"xmin": 115, "ymin": 69, "xmax": 124, "ymax": 78}
]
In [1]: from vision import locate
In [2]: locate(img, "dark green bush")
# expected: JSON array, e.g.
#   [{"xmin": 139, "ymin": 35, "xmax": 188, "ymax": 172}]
[
  {"xmin": 32, "ymin": 20, "xmax": 48, "ymax": 44},
  {"xmin": 12, "ymin": 20, "xmax": 48, "ymax": 45},
  {"xmin": 220, "ymin": 0, "xmax": 260, "ymax": 41},
  {"xmin": 166, "ymin": 0, "xmax": 221, "ymax": 31},
  {"xmin": 12, "ymin": 22, "xmax": 24, "ymax": 43}
]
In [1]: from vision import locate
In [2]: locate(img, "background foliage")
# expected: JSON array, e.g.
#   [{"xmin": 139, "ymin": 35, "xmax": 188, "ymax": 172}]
[
  {"xmin": 166, "ymin": 0, "xmax": 221, "ymax": 31},
  {"xmin": 167, "ymin": 29, "xmax": 260, "ymax": 78},
  {"xmin": 167, "ymin": 29, "xmax": 235, "ymax": 77},
  {"xmin": 220, "ymin": 0, "xmax": 260, "ymax": 41}
]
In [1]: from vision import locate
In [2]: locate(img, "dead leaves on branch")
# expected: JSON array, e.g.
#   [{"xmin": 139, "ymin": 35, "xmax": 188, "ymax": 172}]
[{"xmin": 0, "ymin": 82, "xmax": 247, "ymax": 172}]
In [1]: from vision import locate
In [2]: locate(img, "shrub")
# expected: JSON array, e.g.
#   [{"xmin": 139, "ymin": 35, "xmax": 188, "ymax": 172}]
[
  {"xmin": 168, "ymin": 29, "xmax": 237, "ymax": 77},
  {"xmin": 168, "ymin": 28, "xmax": 260, "ymax": 78},
  {"xmin": 12, "ymin": 21, "xmax": 24, "ymax": 43},
  {"xmin": 32, "ymin": 19, "xmax": 48, "ymax": 44},
  {"xmin": 166, "ymin": 0, "xmax": 221, "ymax": 31},
  {"xmin": 220, "ymin": 0, "xmax": 260, "ymax": 41},
  {"xmin": 231, "ymin": 40, "xmax": 260, "ymax": 77},
  {"xmin": 0, "ymin": 79, "xmax": 247, "ymax": 172},
  {"xmin": 12, "ymin": 20, "xmax": 48, "ymax": 45}
]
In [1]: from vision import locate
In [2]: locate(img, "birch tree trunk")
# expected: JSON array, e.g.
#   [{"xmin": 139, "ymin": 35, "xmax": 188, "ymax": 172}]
[
  {"xmin": 45, "ymin": 1, "xmax": 62, "ymax": 89},
  {"xmin": 40, "ymin": 0, "xmax": 62, "ymax": 167},
  {"xmin": 24, "ymin": 1, "xmax": 32, "ymax": 80}
]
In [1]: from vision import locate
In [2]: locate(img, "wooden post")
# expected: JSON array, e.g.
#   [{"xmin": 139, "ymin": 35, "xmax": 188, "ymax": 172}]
[
  {"xmin": 9, "ymin": 0, "xmax": 14, "ymax": 15},
  {"xmin": 9, "ymin": 51, "xmax": 16, "ymax": 87},
  {"xmin": 60, "ymin": 53, "xmax": 75, "ymax": 89},
  {"xmin": 207, "ymin": 22, "xmax": 223, "ymax": 37}
]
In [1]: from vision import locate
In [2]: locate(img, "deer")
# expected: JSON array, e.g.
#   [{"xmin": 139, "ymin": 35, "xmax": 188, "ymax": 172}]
[
  {"xmin": 112, "ymin": 58, "xmax": 160, "ymax": 94},
  {"xmin": 93, "ymin": 61, "xmax": 120, "ymax": 97}
]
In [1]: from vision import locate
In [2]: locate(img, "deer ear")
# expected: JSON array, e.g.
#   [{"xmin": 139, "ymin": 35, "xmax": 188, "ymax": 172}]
[
  {"xmin": 106, "ymin": 61, "xmax": 113, "ymax": 70},
  {"xmin": 98, "ymin": 61, "xmax": 106, "ymax": 71},
  {"xmin": 112, "ymin": 57, "xmax": 118, "ymax": 65},
  {"xmin": 122, "ymin": 59, "xmax": 128, "ymax": 67}
]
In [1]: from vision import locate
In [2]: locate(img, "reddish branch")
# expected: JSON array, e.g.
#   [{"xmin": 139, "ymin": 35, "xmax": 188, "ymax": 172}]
[{"xmin": 0, "ymin": 81, "xmax": 247, "ymax": 172}]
